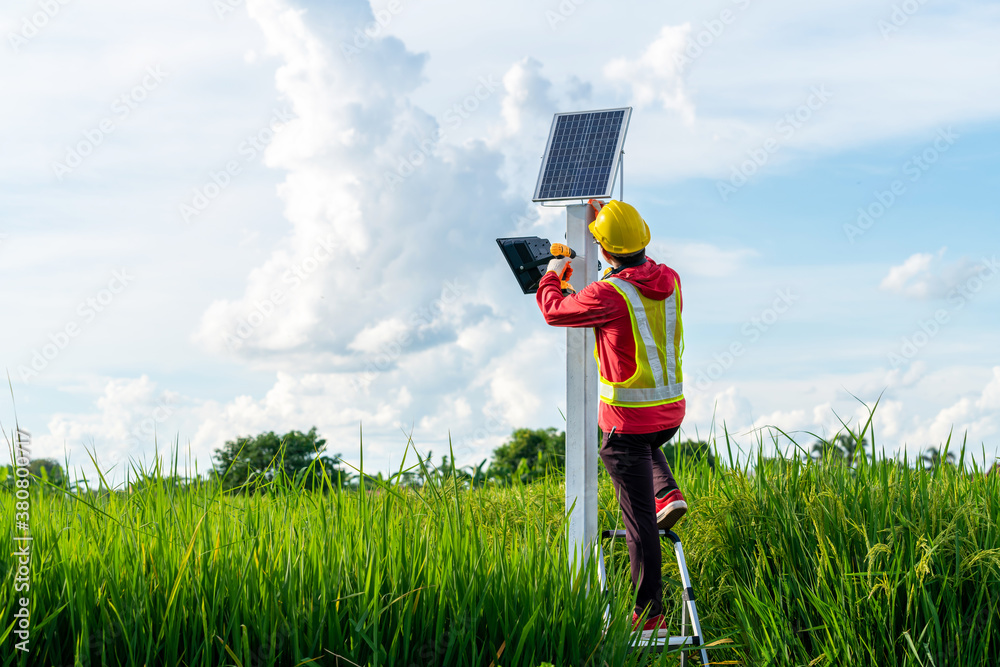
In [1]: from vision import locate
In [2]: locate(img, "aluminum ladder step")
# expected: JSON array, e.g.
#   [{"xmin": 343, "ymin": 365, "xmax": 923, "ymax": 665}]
[{"xmin": 599, "ymin": 529, "xmax": 711, "ymax": 665}]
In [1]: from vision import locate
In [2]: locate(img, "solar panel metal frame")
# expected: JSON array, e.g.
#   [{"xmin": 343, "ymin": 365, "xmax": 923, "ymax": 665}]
[{"xmin": 531, "ymin": 107, "xmax": 631, "ymax": 203}]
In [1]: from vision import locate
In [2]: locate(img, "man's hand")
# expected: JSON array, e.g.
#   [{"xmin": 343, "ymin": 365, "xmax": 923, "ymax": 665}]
[{"xmin": 546, "ymin": 256, "xmax": 572, "ymax": 277}]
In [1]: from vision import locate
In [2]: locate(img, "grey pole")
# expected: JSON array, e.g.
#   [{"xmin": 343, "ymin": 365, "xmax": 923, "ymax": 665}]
[
  {"xmin": 565, "ymin": 203, "xmax": 600, "ymax": 576},
  {"xmin": 619, "ymin": 151, "xmax": 624, "ymax": 201}
]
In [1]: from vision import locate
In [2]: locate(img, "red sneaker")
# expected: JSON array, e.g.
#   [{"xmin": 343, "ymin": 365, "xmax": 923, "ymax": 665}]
[
  {"xmin": 632, "ymin": 612, "xmax": 667, "ymax": 632},
  {"xmin": 654, "ymin": 489, "xmax": 687, "ymax": 531}
]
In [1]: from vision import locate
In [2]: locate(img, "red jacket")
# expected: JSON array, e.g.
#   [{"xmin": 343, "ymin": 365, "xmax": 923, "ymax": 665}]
[{"xmin": 536, "ymin": 258, "xmax": 686, "ymax": 434}]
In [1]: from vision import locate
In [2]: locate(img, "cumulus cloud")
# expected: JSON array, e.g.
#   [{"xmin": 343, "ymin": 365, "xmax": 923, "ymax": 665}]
[
  {"xmin": 913, "ymin": 366, "xmax": 1000, "ymax": 449},
  {"xmin": 491, "ymin": 56, "xmax": 609, "ymax": 206},
  {"xmin": 684, "ymin": 372, "xmax": 917, "ymax": 459},
  {"xmin": 35, "ymin": 376, "xmax": 187, "ymax": 476},
  {"xmin": 180, "ymin": 0, "xmax": 573, "ymax": 473},
  {"xmin": 869, "ymin": 399, "xmax": 904, "ymax": 439},
  {"xmin": 192, "ymin": 0, "xmax": 519, "ymax": 370},
  {"xmin": 603, "ymin": 24, "xmax": 695, "ymax": 124},
  {"xmin": 684, "ymin": 385, "xmax": 753, "ymax": 433},
  {"xmin": 879, "ymin": 248, "xmax": 983, "ymax": 299},
  {"xmin": 500, "ymin": 57, "xmax": 556, "ymax": 136},
  {"xmin": 882, "ymin": 360, "xmax": 927, "ymax": 389},
  {"xmin": 753, "ymin": 402, "xmax": 832, "ymax": 437},
  {"xmin": 187, "ymin": 371, "xmax": 409, "ymax": 459}
]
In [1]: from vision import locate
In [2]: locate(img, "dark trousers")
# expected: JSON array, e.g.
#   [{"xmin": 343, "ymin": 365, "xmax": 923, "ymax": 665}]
[{"xmin": 598, "ymin": 426, "xmax": 680, "ymax": 618}]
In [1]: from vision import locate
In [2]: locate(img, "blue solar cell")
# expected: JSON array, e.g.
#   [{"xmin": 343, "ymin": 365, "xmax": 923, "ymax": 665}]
[{"xmin": 533, "ymin": 108, "xmax": 631, "ymax": 202}]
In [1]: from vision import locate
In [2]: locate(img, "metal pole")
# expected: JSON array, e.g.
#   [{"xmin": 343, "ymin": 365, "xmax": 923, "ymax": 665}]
[
  {"xmin": 619, "ymin": 151, "xmax": 624, "ymax": 201},
  {"xmin": 565, "ymin": 203, "xmax": 600, "ymax": 576}
]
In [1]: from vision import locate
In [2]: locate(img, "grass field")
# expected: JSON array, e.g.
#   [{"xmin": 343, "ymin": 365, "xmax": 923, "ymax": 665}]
[{"xmin": 2, "ymin": 429, "xmax": 999, "ymax": 666}]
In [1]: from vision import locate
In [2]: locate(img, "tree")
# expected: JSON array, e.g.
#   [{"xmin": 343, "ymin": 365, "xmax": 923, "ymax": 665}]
[
  {"xmin": 408, "ymin": 452, "xmax": 489, "ymax": 489},
  {"xmin": 28, "ymin": 459, "xmax": 66, "ymax": 487},
  {"xmin": 1, "ymin": 459, "xmax": 67, "ymax": 491},
  {"xmin": 921, "ymin": 446, "xmax": 956, "ymax": 470},
  {"xmin": 487, "ymin": 428, "xmax": 565, "ymax": 484},
  {"xmin": 811, "ymin": 433, "xmax": 869, "ymax": 463},
  {"xmin": 211, "ymin": 427, "xmax": 347, "ymax": 491},
  {"xmin": 661, "ymin": 439, "xmax": 716, "ymax": 471}
]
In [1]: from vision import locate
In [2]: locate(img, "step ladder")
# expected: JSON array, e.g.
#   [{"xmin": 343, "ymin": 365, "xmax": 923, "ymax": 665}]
[{"xmin": 598, "ymin": 529, "xmax": 710, "ymax": 666}]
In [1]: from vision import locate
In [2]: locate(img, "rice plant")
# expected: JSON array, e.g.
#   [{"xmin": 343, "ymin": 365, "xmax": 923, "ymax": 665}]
[{"xmin": 2, "ymin": 420, "xmax": 998, "ymax": 666}]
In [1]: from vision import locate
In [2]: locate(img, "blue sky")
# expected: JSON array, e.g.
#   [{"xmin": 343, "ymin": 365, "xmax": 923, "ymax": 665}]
[{"xmin": 1, "ymin": 0, "xmax": 998, "ymax": 484}]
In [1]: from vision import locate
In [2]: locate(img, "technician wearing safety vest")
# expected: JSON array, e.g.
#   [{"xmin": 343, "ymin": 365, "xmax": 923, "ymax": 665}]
[{"xmin": 536, "ymin": 200, "xmax": 687, "ymax": 633}]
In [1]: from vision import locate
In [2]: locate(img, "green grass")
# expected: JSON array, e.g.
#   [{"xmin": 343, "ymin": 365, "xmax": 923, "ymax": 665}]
[
  {"xmin": 681, "ymin": 434, "xmax": 1000, "ymax": 666},
  {"xmin": 2, "ymin": 427, "xmax": 999, "ymax": 666}
]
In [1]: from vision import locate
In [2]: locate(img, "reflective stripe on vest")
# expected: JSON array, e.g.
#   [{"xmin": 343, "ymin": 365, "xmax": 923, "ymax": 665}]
[{"xmin": 598, "ymin": 276, "xmax": 684, "ymax": 407}]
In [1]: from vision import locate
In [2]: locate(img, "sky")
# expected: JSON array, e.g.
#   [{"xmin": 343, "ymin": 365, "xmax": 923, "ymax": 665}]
[{"xmin": 1, "ymin": 0, "xmax": 998, "ymax": 485}]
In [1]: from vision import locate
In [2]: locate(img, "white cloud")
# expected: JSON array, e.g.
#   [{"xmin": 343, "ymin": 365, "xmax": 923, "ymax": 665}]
[
  {"xmin": 187, "ymin": 371, "xmax": 407, "ymax": 458},
  {"xmin": 753, "ymin": 407, "xmax": 810, "ymax": 434},
  {"xmin": 34, "ymin": 376, "xmax": 188, "ymax": 478},
  {"xmin": 491, "ymin": 56, "xmax": 605, "ymax": 204},
  {"xmin": 912, "ymin": 366, "xmax": 1000, "ymax": 449},
  {"xmin": 500, "ymin": 57, "xmax": 555, "ymax": 136},
  {"xmin": 750, "ymin": 401, "xmax": 847, "ymax": 443},
  {"xmin": 685, "ymin": 385, "xmax": 753, "ymax": 433},
  {"xmin": 883, "ymin": 361, "xmax": 927, "ymax": 389},
  {"xmin": 178, "ymin": 0, "xmax": 571, "ymax": 473},
  {"xmin": 871, "ymin": 399, "xmax": 904, "ymax": 439},
  {"xmin": 192, "ymin": 0, "xmax": 518, "ymax": 368},
  {"xmin": 878, "ymin": 248, "xmax": 982, "ymax": 299},
  {"xmin": 721, "ymin": 367, "xmax": 1000, "ymax": 460},
  {"xmin": 603, "ymin": 24, "xmax": 695, "ymax": 124},
  {"xmin": 348, "ymin": 318, "xmax": 411, "ymax": 354},
  {"xmin": 978, "ymin": 367, "xmax": 1000, "ymax": 412},
  {"xmin": 7, "ymin": 0, "xmax": 1000, "ymax": 481},
  {"xmin": 880, "ymin": 251, "xmax": 936, "ymax": 296}
]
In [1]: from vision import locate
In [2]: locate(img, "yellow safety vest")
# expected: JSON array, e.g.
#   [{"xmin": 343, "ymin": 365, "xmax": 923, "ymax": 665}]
[{"xmin": 597, "ymin": 276, "xmax": 684, "ymax": 407}]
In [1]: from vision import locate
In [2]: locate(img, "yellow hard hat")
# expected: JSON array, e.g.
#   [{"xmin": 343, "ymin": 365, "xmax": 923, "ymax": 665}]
[{"xmin": 588, "ymin": 200, "xmax": 650, "ymax": 255}]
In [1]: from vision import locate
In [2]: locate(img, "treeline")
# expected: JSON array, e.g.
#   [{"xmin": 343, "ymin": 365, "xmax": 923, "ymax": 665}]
[
  {"xmin": 206, "ymin": 426, "xmax": 577, "ymax": 492},
  {"xmin": 203, "ymin": 426, "xmax": 718, "ymax": 492},
  {"xmin": 0, "ymin": 427, "xmax": 715, "ymax": 494},
  {"xmin": 2, "ymin": 426, "xmax": 986, "ymax": 495}
]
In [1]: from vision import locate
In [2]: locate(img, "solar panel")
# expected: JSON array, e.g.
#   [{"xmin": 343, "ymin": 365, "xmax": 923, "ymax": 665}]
[{"xmin": 532, "ymin": 107, "xmax": 631, "ymax": 202}]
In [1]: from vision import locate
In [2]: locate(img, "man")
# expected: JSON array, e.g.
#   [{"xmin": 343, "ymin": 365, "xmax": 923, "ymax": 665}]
[{"xmin": 535, "ymin": 200, "xmax": 687, "ymax": 632}]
